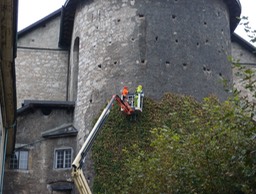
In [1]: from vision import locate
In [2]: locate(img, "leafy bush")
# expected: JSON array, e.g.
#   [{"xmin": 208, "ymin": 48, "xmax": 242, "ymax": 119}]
[{"xmin": 92, "ymin": 94, "xmax": 256, "ymax": 194}]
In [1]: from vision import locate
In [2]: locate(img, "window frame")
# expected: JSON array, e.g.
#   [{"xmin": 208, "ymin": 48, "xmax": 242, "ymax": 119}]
[
  {"xmin": 54, "ymin": 148, "xmax": 73, "ymax": 170},
  {"xmin": 9, "ymin": 150, "xmax": 29, "ymax": 170}
]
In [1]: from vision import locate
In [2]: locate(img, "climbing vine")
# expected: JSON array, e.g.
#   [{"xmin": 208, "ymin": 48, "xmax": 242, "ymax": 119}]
[{"xmin": 92, "ymin": 93, "xmax": 256, "ymax": 193}]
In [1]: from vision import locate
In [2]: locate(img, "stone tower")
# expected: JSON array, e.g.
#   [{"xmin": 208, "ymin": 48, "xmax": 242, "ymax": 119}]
[
  {"xmin": 57, "ymin": 0, "xmax": 241, "ymax": 185},
  {"xmin": 61, "ymin": 0, "xmax": 241, "ymax": 134}
]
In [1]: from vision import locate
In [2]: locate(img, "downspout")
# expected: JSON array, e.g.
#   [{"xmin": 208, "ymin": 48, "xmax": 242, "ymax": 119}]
[{"xmin": 0, "ymin": 129, "xmax": 8, "ymax": 194}]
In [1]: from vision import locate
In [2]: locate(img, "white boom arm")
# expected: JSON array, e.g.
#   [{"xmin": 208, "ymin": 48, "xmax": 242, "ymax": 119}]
[{"xmin": 72, "ymin": 95, "xmax": 133, "ymax": 194}]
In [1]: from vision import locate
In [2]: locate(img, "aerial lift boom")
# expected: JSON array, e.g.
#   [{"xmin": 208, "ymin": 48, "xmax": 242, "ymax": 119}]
[{"xmin": 72, "ymin": 93, "xmax": 144, "ymax": 194}]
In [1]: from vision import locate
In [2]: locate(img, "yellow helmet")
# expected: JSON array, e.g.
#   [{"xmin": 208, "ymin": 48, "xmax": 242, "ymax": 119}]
[{"xmin": 137, "ymin": 85, "xmax": 143, "ymax": 92}]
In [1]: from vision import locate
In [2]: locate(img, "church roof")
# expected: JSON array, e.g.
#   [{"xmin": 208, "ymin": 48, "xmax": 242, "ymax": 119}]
[{"xmin": 232, "ymin": 33, "xmax": 256, "ymax": 54}]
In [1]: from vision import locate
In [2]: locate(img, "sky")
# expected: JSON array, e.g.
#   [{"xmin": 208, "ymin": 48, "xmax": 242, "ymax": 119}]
[
  {"xmin": 235, "ymin": 0, "xmax": 256, "ymax": 46},
  {"xmin": 18, "ymin": 0, "xmax": 66, "ymax": 31},
  {"xmin": 18, "ymin": 0, "xmax": 256, "ymax": 46}
]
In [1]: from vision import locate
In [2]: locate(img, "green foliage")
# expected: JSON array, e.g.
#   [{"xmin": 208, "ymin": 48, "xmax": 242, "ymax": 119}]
[
  {"xmin": 92, "ymin": 94, "xmax": 256, "ymax": 194},
  {"xmin": 92, "ymin": 97, "xmax": 155, "ymax": 193},
  {"xmin": 232, "ymin": 56, "xmax": 256, "ymax": 118},
  {"xmin": 124, "ymin": 96, "xmax": 256, "ymax": 194},
  {"xmin": 239, "ymin": 16, "xmax": 256, "ymax": 44}
]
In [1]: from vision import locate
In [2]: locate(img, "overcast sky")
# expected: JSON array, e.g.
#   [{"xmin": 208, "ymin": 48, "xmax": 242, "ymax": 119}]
[
  {"xmin": 18, "ymin": 0, "xmax": 256, "ymax": 46},
  {"xmin": 234, "ymin": 0, "xmax": 256, "ymax": 46},
  {"xmin": 18, "ymin": 0, "xmax": 66, "ymax": 31}
]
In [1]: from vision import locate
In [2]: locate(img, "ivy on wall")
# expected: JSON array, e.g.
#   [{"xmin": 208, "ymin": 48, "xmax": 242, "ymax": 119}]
[{"xmin": 92, "ymin": 93, "xmax": 256, "ymax": 194}]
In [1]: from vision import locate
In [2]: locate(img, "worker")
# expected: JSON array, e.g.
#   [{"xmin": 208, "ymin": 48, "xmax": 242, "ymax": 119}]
[
  {"xmin": 134, "ymin": 85, "xmax": 143, "ymax": 108},
  {"xmin": 136, "ymin": 85, "xmax": 143, "ymax": 94},
  {"xmin": 122, "ymin": 86, "xmax": 129, "ymax": 101}
]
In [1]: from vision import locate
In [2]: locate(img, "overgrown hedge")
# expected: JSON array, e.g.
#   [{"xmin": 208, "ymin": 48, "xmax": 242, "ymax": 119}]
[{"xmin": 92, "ymin": 93, "xmax": 256, "ymax": 194}]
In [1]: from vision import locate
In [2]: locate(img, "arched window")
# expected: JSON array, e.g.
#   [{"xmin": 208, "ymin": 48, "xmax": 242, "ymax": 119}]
[{"xmin": 72, "ymin": 37, "xmax": 79, "ymax": 101}]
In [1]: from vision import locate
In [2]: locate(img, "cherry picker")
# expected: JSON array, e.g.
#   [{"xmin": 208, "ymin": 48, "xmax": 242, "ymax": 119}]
[{"xmin": 71, "ymin": 90, "xmax": 144, "ymax": 194}]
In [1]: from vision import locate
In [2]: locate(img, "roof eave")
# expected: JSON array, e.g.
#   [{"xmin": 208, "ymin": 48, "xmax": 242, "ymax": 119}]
[
  {"xmin": 225, "ymin": 0, "xmax": 241, "ymax": 33},
  {"xmin": 18, "ymin": 8, "xmax": 62, "ymax": 38},
  {"xmin": 17, "ymin": 100, "xmax": 75, "ymax": 116}
]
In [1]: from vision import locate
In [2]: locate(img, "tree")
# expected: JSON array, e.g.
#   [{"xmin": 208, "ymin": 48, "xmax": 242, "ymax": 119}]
[{"xmin": 123, "ymin": 96, "xmax": 256, "ymax": 194}]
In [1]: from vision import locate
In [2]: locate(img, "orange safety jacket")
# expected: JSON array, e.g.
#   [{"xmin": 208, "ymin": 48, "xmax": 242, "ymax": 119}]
[{"xmin": 122, "ymin": 88, "xmax": 129, "ymax": 96}]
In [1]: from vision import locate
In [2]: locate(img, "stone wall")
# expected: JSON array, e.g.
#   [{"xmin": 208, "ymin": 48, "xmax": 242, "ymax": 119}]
[
  {"xmin": 16, "ymin": 48, "xmax": 68, "ymax": 108},
  {"xmin": 18, "ymin": 16, "xmax": 61, "ymax": 49},
  {"xmin": 232, "ymin": 42, "xmax": 256, "ymax": 64},
  {"xmin": 16, "ymin": 14, "xmax": 69, "ymax": 108},
  {"xmin": 232, "ymin": 41, "xmax": 256, "ymax": 101}
]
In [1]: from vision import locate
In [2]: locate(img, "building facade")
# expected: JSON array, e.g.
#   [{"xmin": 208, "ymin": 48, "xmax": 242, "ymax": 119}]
[{"xmin": 4, "ymin": 101, "xmax": 76, "ymax": 194}]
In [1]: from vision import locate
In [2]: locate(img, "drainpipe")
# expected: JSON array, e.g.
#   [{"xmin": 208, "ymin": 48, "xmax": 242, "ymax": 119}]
[{"xmin": 0, "ymin": 128, "xmax": 8, "ymax": 194}]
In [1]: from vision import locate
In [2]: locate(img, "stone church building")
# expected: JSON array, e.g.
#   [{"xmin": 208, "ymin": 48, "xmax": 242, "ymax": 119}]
[{"xmin": 3, "ymin": 0, "xmax": 256, "ymax": 193}]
